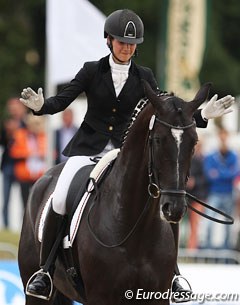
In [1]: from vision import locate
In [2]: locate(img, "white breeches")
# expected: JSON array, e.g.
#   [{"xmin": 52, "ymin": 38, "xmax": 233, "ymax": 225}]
[
  {"xmin": 52, "ymin": 156, "xmax": 95, "ymax": 215},
  {"xmin": 52, "ymin": 141, "xmax": 115, "ymax": 215}
]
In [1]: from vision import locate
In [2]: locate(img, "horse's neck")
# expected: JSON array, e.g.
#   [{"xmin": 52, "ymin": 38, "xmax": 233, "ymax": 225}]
[
  {"xmin": 106, "ymin": 115, "xmax": 150, "ymax": 210},
  {"xmin": 94, "ymin": 110, "xmax": 155, "ymax": 240},
  {"xmin": 117, "ymin": 143, "xmax": 148, "ymax": 190}
]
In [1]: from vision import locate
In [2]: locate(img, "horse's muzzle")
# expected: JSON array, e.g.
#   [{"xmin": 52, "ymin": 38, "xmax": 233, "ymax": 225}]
[{"xmin": 159, "ymin": 193, "xmax": 187, "ymax": 223}]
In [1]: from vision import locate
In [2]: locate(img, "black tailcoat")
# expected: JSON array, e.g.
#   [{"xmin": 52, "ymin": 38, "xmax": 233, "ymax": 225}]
[{"xmin": 36, "ymin": 55, "xmax": 207, "ymax": 156}]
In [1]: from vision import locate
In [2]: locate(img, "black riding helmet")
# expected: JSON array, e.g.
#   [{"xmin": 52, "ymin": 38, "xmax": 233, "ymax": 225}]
[{"xmin": 104, "ymin": 9, "xmax": 144, "ymax": 44}]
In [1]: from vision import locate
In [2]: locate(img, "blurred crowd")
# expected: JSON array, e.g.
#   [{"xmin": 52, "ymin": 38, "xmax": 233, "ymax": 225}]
[
  {"xmin": 186, "ymin": 128, "xmax": 240, "ymax": 252},
  {"xmin": 1, "ymin": 96, "xmax": 240, "ymax": 253},
  {"xmin": 0, "ymin": 97, "xmax": 77, "ymax": 230}
]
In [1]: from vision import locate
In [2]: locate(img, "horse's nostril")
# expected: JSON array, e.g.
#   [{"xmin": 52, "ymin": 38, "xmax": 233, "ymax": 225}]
[{"xmin": 162, "ymin": 202, "xmax": 171, "ymax": 216}]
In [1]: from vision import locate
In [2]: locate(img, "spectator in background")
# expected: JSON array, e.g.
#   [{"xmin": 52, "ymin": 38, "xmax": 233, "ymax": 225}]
[
  {"xmin": 232, "ymin": 175, "xmax": 240, "ymax": 251},
  {"xmin": 187, "ymin": 139, "xmax": 208, "ymax": 249},
  {"xmin": 203, "ymin": 128, "xmax": 239, "ymax": 249},
  {"xmin": 55, "ymin": 108, "xmax": 78, "ymax": 164},
  {"xmin": 10, "ymin": 113, "xmax": 47, "ymax": 207},
  {"xmin": 0, "ymin": 97, "xmax": 27, "ymax": 229}
]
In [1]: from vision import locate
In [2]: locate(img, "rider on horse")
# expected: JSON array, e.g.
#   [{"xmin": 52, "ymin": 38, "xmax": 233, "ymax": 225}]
[{"xmin": 20, "ymin": 8, "xmax": 235, "ymax": 301}]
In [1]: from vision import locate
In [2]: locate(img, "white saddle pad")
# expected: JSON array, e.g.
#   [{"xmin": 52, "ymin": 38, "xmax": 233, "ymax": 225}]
[{"xmin": 38, "ymin": 149, "xmax": 120, "ymax": 246}]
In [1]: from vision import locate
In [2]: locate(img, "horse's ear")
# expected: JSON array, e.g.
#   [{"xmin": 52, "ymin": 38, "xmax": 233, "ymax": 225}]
[
  {"xmin": 188, "ymin": 82, "xmax": 212, "ymax": 111},
  {"xmin": 141, "ymin": 79, "xmax": 159, "ymax": 107}
]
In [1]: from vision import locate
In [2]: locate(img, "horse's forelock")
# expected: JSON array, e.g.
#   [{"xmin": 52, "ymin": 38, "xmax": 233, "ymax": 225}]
[{"xmin": 156, "ymin": 95, "xmax": 185, "ymax": 114}]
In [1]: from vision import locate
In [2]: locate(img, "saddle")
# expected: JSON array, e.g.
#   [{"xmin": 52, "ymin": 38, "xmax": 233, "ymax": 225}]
[
  {"xmin": 65, "ymin": 164, "xmax": 95, "ymax": 218},
  {"xmin": 38, "ymin": 149, "xmax": 120, "ymax": 244},
  {"xmin": 64, "ymin": 148, "xmax": 120, "ymax": 246}
]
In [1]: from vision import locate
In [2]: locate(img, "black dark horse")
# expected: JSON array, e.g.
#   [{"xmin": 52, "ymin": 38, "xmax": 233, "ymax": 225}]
[{"xmin": 18, "ymin": 81, "xmax": 211, "ymax": 305}]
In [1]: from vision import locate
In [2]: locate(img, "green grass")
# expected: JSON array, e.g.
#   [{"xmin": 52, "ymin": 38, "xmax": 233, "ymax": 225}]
[{"xmin": 0, "ymin": 229, "xmax": 20, "ymax": 259}]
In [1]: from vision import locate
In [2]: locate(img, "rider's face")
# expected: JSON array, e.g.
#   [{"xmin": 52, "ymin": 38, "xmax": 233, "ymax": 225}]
[{"xmin": 111, "ymin": 38, "xmax": 137, "ymax": 64}]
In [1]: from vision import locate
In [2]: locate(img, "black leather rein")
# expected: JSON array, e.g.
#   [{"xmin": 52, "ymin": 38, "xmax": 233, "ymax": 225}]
[{"xmin": 186, "ymin": 192, "xmax": 234, "ymax": 225}]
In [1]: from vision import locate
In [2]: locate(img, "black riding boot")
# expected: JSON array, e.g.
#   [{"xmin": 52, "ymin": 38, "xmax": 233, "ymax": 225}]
[
  {"xmin": 170, "ymin": 223, "xmax": 192, "ymax": 303},
  {"xmin": 26, "ymin": 203, "xmax": 66, "ymax": 300}
]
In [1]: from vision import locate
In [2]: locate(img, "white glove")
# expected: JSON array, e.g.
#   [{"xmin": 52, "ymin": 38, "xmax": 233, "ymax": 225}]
[
  {"xmin": 201, "ymin": 94, "xmax": 235, "ymax": 120},
  {"xmin": 20, "ymin": 87, "xmax": 44, "ymax": 112}
]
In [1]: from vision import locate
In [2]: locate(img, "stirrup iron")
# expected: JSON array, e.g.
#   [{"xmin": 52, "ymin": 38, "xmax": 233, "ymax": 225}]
[
  {"xmin": 25, "ymin": 269, "xmax": 53, "ymax": 300},
  {"xmin": 171, "ymin": 274, "xmax": 192, "ymax": 303}
]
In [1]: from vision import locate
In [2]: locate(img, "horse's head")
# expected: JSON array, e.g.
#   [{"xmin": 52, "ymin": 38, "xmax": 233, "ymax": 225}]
[{"xmin": 143, "ymin": 80, "xmax": 211, "ymax": 223}]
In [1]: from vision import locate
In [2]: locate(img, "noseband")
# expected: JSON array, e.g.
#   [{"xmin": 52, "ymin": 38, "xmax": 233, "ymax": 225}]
[{"xmin": 148, "ymin": 114, "xmax": 195, "ymax": 199}]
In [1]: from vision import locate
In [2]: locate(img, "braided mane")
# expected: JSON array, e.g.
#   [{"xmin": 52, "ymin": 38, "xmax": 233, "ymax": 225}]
[
  {"xmin": 121, "ymin": 97, "xmax": 148, "ymax": 145},
  {"xmin": 122, "ymin": 91, "xmax": 173, "ymax": 145}
]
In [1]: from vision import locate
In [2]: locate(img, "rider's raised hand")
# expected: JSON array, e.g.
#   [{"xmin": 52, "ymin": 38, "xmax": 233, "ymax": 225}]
[
  {"xmin": 20, "ymin": 87, "xmax": 44, "ymax": 112},
  {"xmin": 201, "ymin": 94, "xmax": 235, "ymax": 120}
]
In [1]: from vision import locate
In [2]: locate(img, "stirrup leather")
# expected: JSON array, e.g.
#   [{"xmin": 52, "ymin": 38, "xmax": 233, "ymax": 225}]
[
  {"xmin": 25, "ymin": 269, "xmax": 53, "ymax": 300},
  {"xmin": 171, "ymin": 275, "xmax": 192, "ymax": 303}
]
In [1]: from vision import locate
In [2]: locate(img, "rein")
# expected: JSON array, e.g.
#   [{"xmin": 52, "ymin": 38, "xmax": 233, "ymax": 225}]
[
  {"xmin": 186, "ymin": 192, "xmax": 234, "ymax": 225},
  {"xmin": 87, "ymin": 195, "xmax": 153, "ymax": 248}
]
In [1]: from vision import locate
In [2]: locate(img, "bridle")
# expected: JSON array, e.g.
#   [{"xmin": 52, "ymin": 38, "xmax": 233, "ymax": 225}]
[
  {"xmin": 147, "ymin": 114, "xmax": 195, "ymax": 198},
  {"xmin": 148, "ymin": 114, "xmax": 234, "ymax": 225}
]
